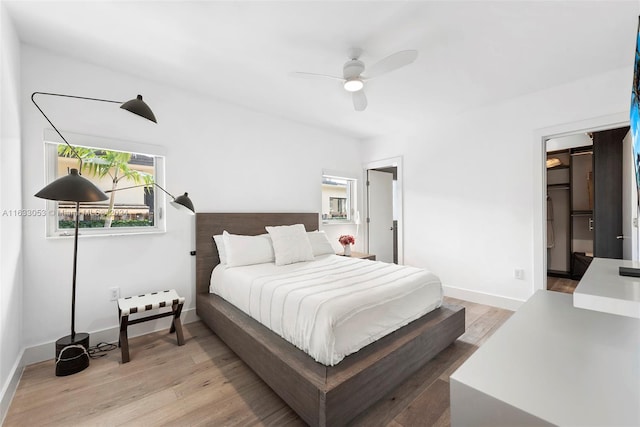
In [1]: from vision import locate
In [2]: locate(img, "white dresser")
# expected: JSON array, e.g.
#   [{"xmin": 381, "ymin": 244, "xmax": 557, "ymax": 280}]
[
  {"xmin": 450, "ymin": 289, "xmax": 640, "ymax": 426},
  {"xmin": 574, "ymin": 257, "xmax": 640, "ymax": 318}
]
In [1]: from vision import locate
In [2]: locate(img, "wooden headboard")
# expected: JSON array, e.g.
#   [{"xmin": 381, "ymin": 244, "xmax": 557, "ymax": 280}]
[{"xmin": 195, "ymin": 212, "xmax": 319, "ymax": 295}]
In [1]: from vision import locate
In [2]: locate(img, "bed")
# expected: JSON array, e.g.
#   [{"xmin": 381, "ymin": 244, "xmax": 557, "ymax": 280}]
[{"xmin": 195, "ymin": 213, "xmax": 465, "ymax": 427}]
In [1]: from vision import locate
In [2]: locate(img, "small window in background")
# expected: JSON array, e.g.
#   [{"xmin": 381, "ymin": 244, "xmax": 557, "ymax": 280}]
[
  {"xmin": 44, "ymin": 140, "xmax": 166, "ymax": 237},
  {"xmin": 322, "ymin": 174, "xmax": 357, "ymax": 223}
]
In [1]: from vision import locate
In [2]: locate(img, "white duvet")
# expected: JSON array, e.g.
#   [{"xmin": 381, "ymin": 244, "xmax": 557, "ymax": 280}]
[{"xmin": 210, "ymin": 254, "xmax": 443, "ymax": 365}]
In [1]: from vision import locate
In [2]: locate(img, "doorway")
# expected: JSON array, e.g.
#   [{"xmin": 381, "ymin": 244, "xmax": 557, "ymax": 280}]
[
  {"xmin": 544, "ymin": 125, "xmax": 634, "ymax": 294},
  {"xmin": 364, "ymin": 157, "xmax": 403, "ymax": 264}
]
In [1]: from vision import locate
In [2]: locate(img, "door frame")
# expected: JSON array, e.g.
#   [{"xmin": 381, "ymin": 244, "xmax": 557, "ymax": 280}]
[
  {"xmin": 364, "ymin": 156, "xmax": 404, "ymax": 265},
  {"xmin": 533, "ymin": 113, "xmax": 629, "ymax": 292},
  {"xmin": 622, "ymin": 130, "xmax": 638, "ymax": 260}
]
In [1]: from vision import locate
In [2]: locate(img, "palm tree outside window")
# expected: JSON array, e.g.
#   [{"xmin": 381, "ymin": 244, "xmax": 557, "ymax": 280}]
[{"xmin": 42, "ymin": 137, "xmax": 167, "ymax": 237}]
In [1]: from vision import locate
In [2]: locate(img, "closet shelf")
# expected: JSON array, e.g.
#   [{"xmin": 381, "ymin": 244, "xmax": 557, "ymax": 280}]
[
  {"xmin": 547, "ymin": 183, "xmax": 570, "ymax": 190},
  {"xmin": 571, "ymin": 210, "xmax": 593, "ymax": 217},
  {"xmin": 570, "ymin": 150, "xmax": 593, "ymax": 156}
]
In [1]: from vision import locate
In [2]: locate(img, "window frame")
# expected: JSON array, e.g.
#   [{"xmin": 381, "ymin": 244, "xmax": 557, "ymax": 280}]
[
  {"xmin": 321, "ymin": 169, "xmax": 358, "ymax": 225},
  {"xmin": 42, "ymin": 130, "xmax": 167, "ymax": 238}
]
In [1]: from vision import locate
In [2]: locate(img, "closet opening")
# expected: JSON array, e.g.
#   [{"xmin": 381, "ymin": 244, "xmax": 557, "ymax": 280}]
[{"xmin": 545, "ymin": 125, "xmax": 633, "ymax": 294}]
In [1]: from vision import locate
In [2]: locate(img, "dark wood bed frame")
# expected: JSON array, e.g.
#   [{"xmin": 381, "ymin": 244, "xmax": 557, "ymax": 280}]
[{"xmin": 195, "ymin": 213, "xmax": 465, "ymax": 427}]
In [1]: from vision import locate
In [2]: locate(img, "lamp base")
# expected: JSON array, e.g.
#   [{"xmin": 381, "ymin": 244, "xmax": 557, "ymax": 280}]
[{"xmin": 55, "ymin": 333, "xmax": 90, "ymax": 376}]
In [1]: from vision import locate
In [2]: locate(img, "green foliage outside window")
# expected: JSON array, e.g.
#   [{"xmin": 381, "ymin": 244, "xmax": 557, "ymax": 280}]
[
  {"xmin": 59, "ymin": 219, "xmax": 153, "ymax": 228},
  {"xmin": 58, "ymin": 145, "xmax": 155, "ymax": 228}
]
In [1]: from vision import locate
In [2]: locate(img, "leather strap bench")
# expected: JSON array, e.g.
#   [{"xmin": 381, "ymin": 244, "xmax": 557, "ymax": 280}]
[{"xmin": 117, "ymin": 289, "xmax": 185, "ymax": 363}]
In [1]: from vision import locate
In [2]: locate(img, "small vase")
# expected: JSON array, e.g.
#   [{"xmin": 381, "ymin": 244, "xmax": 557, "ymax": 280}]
[{"xmin": 343, "ymin": 245, "xmax": 351, "ymax": 256}]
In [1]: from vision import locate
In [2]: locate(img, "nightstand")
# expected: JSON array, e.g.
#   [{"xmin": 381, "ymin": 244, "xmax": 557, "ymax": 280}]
[{"xmin": 340, "ymin": 251, "xmax": 376, "ymax": 261}]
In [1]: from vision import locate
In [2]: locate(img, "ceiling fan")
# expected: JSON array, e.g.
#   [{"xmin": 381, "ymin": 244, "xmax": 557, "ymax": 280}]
[{"xmin": 291, "ymin": 48, "xmax": 418, "ymax": 111}]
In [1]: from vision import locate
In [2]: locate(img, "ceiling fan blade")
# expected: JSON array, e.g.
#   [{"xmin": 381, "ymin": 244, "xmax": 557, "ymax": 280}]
[
  {"xmin": 353, "ymin": 90, "xmax": 367, "ymax": 111},
  {"xmin": 363, "ymin": 50, "xmax": 418, "ymax": 79},
  {"xmin": 289, "ymin": 71, "xmax": 343, "ymax": 81}
]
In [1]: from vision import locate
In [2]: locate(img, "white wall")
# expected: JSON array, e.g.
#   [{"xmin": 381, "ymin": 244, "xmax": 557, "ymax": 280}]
[
  {"xmin": 20, "ymin": 46, "xmax": 362, "ymax": 357},
  {"xmin": 361, "ymin": 67, "xmax": 632, "ymax": 309},
  {"xmin": 0, "ymin": 4, "xmax": 24, "ymax": 421}
]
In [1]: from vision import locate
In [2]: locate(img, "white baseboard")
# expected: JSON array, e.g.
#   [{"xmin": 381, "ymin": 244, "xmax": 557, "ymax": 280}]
[
  {"xmin": 443, "ymin": 285, "xmax": 525, "ymax": 311},
  {"xmin": 0, "ymin": 348, "xmax": 25, "ymax": 425},
  {"xmin": 22, "ymin": 307, "xmax": 199, "ymax": 366}
]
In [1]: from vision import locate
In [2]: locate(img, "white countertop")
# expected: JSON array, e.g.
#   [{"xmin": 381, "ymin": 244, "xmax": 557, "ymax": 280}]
[
  {"xmin": 450, "ymin": 290, "xmax": 640, "ymax": 426},
  {"xmin": 574, "ymin": 257, "xmax": 640, "ymax": 318}
]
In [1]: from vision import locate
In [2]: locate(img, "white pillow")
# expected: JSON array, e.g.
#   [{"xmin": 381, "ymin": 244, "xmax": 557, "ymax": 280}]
[
  {"xmin": 213, "ymin": 234, "xmax": 227, "ymax": 264},
  {"xmin": 265, "ymin": 224, "xmax": 314, "ymax": 266},
  {"xmin": 222, "ymin": 231, "xmax": 275, "ymax": 267},
  {"xmin": 307, "ymin": 231, "xmax": 336, "ymax": 256}
]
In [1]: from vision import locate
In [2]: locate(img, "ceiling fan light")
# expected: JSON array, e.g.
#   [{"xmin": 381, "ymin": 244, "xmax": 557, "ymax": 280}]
[{"xmin": 344, "ymin": 78, "xmax": 364, "ymax": 92}]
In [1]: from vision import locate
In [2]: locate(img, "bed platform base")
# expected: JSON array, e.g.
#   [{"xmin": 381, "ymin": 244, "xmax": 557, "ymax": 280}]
[
  {"xmin": 195, "ymin": 213, "xmax": 465, "ymax": 426},
  {"xmin": 197, "ymin": 293, "xmax": 464, "ymax": 426}
]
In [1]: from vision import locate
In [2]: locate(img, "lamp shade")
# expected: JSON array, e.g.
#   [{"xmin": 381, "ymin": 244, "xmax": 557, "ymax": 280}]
[
  {"xmin": 35, "ymin": 168, "xmax": 108, "ymax": 202},
  {"xmin": 171, "ymin": 192, "xmax": 195, "ymax": 214},
  {"xmin": 120, "ymin": 95, "xmax": 157, "ymax": 123}
]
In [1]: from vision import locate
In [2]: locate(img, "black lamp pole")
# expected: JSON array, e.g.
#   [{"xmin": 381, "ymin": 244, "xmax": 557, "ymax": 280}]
[
  {"xmin": 70, "ymin": 201, "xmax": 80, "ymax": 339},
  {"xmin": 32, "ymin": 91, "xmax": 158, "ymax": 376}
]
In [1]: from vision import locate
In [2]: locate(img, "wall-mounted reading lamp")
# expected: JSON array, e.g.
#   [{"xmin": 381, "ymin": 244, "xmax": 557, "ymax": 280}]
[{"xmin": 32, "ymin": 92, "xmax": 193, "ymax": 376}]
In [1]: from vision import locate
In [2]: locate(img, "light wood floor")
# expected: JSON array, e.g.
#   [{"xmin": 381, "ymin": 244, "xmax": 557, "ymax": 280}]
[
  {"xmin": 4, "ymin": 297, "xmax": 512, "ymax": 427},
  {"xmin": 547, "ymin": 276, "xmax": 579, "ymax": 294}
]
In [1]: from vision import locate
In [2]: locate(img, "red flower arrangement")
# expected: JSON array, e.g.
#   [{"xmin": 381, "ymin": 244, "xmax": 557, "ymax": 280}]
[{"xmin": 338, "ymin": 235, "xmax": 355, "ymax": 246}]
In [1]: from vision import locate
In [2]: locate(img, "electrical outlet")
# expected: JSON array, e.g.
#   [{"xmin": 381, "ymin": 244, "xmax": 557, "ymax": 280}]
[
  {"xmin": 514, "ymin": 269, "xmax": 524, "ymax": 280},
  {"xmin": 109, "ymin": 287, "xmax": 120, "ymax": 301}
]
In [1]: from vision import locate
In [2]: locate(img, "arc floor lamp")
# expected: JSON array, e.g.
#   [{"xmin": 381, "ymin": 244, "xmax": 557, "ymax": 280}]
[{"xmin": 32, "ymin": 92, "xmax": 194, "ymax": 376}]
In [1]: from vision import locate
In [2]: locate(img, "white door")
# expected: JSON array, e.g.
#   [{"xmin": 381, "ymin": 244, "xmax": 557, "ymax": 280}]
[
  {"xmin": 622, "ymin": 130, "xmax": 639, "ymax": 260},
  {"xmin": 368, "ymin": 170, "xmax": 394, "ymax": 263}
]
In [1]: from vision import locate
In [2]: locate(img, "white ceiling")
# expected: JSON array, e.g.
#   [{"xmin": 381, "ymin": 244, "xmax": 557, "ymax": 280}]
[{"xmin": 5, "ymin": 0, "xmax": 640, "ymax": 140}]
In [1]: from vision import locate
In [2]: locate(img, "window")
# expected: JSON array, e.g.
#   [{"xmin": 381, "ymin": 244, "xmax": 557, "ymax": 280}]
[
  {"xmin": 322, "ymin": 171, "xmax": 357, "ymax": 223},
  {"xmin": 43, "ymin": 131, "xmax": 166, "ymax": 237},
  {"xmin": 329, "ymin": 197, "xmax": 347, "ymax": 219}
]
